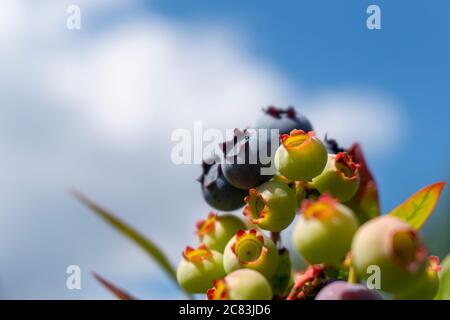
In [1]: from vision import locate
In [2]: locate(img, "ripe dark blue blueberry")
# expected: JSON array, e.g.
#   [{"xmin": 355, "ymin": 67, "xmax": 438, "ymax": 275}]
[
  {"xmin": 315, "ymin": 281, "xmax": 383, "ymax": 300},
  {"xmin": 199, "ymin": 160, "xmax": 247, "ymax": 211},
  {"xmin": 255, "ymin": 106, "xmax": 313, "ymax": 135},
  {"xmin": 222, "ymin": 129, "xmax": 274, "ymax": 190}
]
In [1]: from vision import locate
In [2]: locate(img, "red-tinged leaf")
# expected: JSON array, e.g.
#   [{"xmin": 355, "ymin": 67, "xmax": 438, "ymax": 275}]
[
  {"xmin": 388, "ymin": 182, "xmax": 446, "ymax": 230},
  {"xmin": 345, "ymin": 143, "xmax": 380, "ymax": 223},
  {"xmin": 93, "ymin": 272, "xmax": 136, "ymax": 300}
]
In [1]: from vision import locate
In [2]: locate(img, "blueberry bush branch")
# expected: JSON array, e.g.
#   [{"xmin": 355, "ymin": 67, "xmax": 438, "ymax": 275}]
[{"xmin": 75, "ymin": 106, "xmax": 448, "ymax": 300}]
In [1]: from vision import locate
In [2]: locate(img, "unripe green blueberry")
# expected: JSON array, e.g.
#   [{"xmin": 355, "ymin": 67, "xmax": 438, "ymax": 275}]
[
  {"xmin": 196, "ymin": 212, "xmax": 246, "ymax": 252},
  {"xmin": 292, "ymin": 195, "xmax": 358, "ymax": 264},
  {"xmin": 274, "ymin": 130, "xmax": 327, "ymax": 181},
  {"xmin": 396, "ymin": 256, "xmax": 440, "ymax": 300},
  {"xmin": 176, "ymin": 244, "xmax": 226, "ymax": 294},
  {"xmin": 351, "ymin": 216, "xmax": 427, "ymax": 294},
  {"xmin": 243, "ymin": 180, "xmax": 297, "ymax": 232},
  {"xmin": 312, "ymin": 152, "xmax": 360, "ymax": 202},
  {"xmin": 207, "ymin": 269, "xmax": 272, "ymax": 300},
  {"xmin": 271, "ymin": 175, "xmax": 307, "ymax": 205},
  {"xmin": 223, "ymin": 229, "xmax": 279, "ymax": 279}
]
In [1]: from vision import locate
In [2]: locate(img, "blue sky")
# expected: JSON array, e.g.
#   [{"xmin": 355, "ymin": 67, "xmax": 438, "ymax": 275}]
[
  {"xmin": 147, "ymin": 0, "xmax": 450, "ymax": 214},
  {"xmin": 0, "ymin": 0, "xmax": 448, "ymax": 299}
]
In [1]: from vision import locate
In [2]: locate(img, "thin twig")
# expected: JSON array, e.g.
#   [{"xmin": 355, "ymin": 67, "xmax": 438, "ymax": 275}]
[{"xmin": 270, "ymin": 231, "xmax": 280, "ymax": 245}]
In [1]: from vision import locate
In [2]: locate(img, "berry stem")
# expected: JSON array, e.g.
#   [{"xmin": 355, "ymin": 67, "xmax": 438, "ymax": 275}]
[{"xmin": 270, "ymin": 231, "xmax": 280, "ymax": 246}]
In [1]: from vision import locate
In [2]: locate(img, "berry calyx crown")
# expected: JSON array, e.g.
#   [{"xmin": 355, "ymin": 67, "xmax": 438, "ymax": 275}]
[
  {"xmin": 231, "ymin": 229, "xmax": 267, "ymax": 265},
  {"xmin": 334, "ymin": 152, "xmax": 360, "ymax": 180},
  {"xmin": 207, "ymin": 278, "xmax": 229, "ymax": 300},
  {"xmin": 243, "ymin": 189, "xmax": 270, "ymax": 225},
  {"xmin": 301, "ymin": 194, "xmax": 340, "ymax": 220},
  {"xmin": 196, "ymin": 212, "xmax": 217, "ymax": 237},
  {"xmin": 280, "ymin": 129, "xmax": 316, "ymax": 150},
  {"xmin": 182, "ymin": 244, "xmax": 212, "ymax": 263},
  {"xmin": 263, "ymin": 106, "xmax": 297, "ymax": 119},
  {"xmin": 427, "ymin": 256, "xmax": 442, "ymax": 273},
  {"xmin": 389, "ymin": 228, "xmax": 427, "ymax": 273}
]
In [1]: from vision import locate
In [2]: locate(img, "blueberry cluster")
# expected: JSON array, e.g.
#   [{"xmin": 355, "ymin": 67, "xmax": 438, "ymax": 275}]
[{"xmin": 176, "ymin": 106, "xmax": 442, "ymax": 300}]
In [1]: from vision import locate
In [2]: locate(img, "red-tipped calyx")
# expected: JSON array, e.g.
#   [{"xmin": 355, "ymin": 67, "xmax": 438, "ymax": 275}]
[
  {"xmin": 263, "ymin": 106, "xmax": 298, "ymax": 119},
  {"xmin": 207, "ymin": 278, "xmax": 229, "ymax": 300},
  {"xmin": 196, "ymin": 212, "xmax": 217, "ymax": 237},
  {"xmin": 182, "ymin": 244, "xmax": 212, "ymax": 262},
  {"xmin": 230, "ymin": 229, "xmax": 267, "ymax": 265},
  {"xmin": 334, "ymin": 152, "xmax": 360, "ymax": 180},
  {"xmin": 301, "ymin": 194, "xmax": 340, "ymax": 220},
  {"xmin": 280, "ymin": 130, "xmax": 316, "ymax": 150},
  {"xmin": 390, "ymin": 229, "xmax": 427, "ymax": 273},
  {"xmin": 286, "ymin": 106, "xmax": 296, "ymax": 119},
  {"xmin": 428, "ymin": 256, "xmax": 442, "ymax": 272}
]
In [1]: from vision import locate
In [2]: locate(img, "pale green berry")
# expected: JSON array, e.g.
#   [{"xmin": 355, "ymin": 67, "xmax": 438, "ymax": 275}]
[
  {"xmin": 243, "ymin": 180, "xmax": 297, "ymax": 232},
  {"xmin": 176, "ymin": 244, "xmax": 226, "ymax": 294},
  {"xmin": 196, "ymin": 212, "xmax": 246, "ymax": 252},
  {"xmin": 207, "ymin": 269, "xmax": 272, "ymax": 300},
  {"xmin": 274, "ymin": 130, "xmax": 327, "ymax": 181},
  {"xmin": 223, "ymin": 229, "xmax": 279, "ymax": 279},
  {"xmin": 292, "ymin": 195, "xmax": 358, "ymax": 264},
  {"xmin": 351, "ymin": 216, "xmax": 427, "ymax": 294},
  {"xmin": 312, "ymin": 152, "xmax": 360, "ymax": 202},
  {"xmin": 396, "ymin": 256, "xmax": 440, "ymax": 300}
]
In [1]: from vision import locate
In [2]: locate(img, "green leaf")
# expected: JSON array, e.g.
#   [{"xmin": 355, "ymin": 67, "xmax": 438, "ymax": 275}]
[
  {"xmin": 435, "ymin": 254, "xmax": 450, "ymax": 300},
  {"xmin": 72, "ymin": 190, "xmax": 191, "ymax": 298},
  {"xmin": 388, "ymin": 182, "xmax": 445, "ymax": 230},
  {"xmin": 345, "ymin": 143, "xmax": 380, "ymax": 224},
  {"xmin": 93, "ymin": 272, "xmax": 136, "ymax": 300}
]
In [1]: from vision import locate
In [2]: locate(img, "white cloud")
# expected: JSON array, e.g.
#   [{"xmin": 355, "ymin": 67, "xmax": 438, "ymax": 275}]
[
  {"xmin": 46, "ymin": 18, "xmax": 291, "ymax": 144},
  {"xmin": 304, "ymin": 89, "xmax": 406, "ymax": 156},
  {"xmin": 0, "ymin": 0, "xmax": 406, "ymax": 299}
]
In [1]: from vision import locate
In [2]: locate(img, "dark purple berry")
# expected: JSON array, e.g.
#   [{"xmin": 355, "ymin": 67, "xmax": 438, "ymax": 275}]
[
  {"xmin": 199, "ymin": 160, "xmax": 247, "ymax": 211},
  {"xmin": 221, "ymin": 129, "xmax": 274, "ymax": 190},
  {"xmin": 255, "ymin": 106, "xmax": 313, "ymax": 135},
  {"xmin": 315, "ymin": 281, "xmax": 383, "ymax": 300}
]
